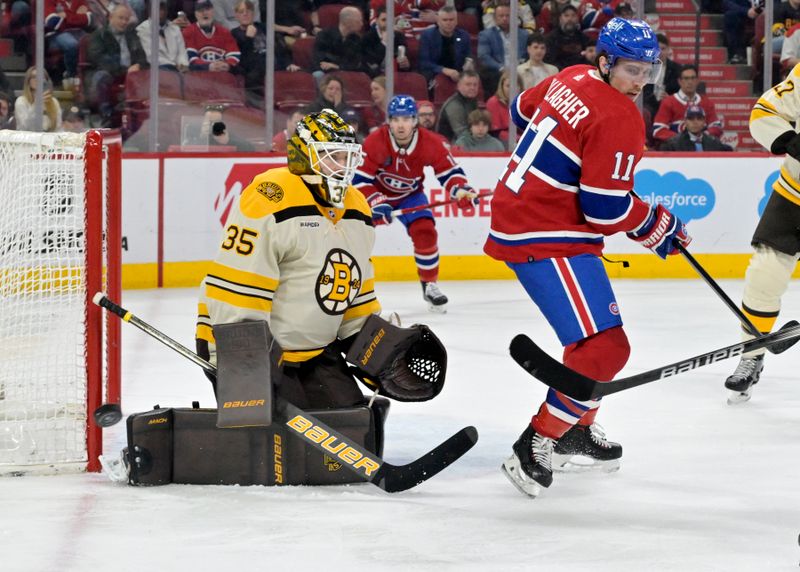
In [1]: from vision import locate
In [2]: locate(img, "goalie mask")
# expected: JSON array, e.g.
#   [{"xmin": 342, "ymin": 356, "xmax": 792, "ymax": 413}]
[
  {"xmin": 346, "ymin": 314, "xmax": 447, "ymax": 402},
  {"xmin": 287, "ymin": 109, "xmax": 362, "ymax": 208}
]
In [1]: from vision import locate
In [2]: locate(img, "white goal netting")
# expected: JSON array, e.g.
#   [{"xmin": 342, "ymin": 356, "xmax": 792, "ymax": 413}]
[{"xmin": 0, "ymin": 130, "xmax": 118, "ymax": 475}]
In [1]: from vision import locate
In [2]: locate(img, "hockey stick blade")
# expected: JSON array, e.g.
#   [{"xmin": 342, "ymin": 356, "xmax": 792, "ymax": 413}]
[
  {"xmin": 510, "ymin": 321, "xmax": 800, "ymax": 401},
  {"xmin": 93, "ymin": 292, "xmax": 478, "ymax": 492}
]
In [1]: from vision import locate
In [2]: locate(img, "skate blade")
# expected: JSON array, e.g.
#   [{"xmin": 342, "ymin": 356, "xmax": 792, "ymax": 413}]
[
  {"xmin": 426, "ymin": 302, "xmax": 447, "ymax": 314},
  {"xmin": 553, "ymin": 453, "xmax": 620, "ymax": 474},
  {"xmin": 500, "ymin": 454, "xmax": 544, "ymax": 498},
  {"xmin": 727, "ymin": 389, "xmax": 752, "ymax": 405}
]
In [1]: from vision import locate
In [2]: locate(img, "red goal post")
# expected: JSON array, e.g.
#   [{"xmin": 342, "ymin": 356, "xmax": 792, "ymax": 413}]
[{"xmin": 0, "ymin": 129, "xmax": 121, "ymax": 475}]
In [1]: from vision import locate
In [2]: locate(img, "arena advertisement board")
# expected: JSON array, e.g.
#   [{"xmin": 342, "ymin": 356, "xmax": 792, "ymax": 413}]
[{"xmin": 121, "ymin": 153, "xmax": 788, "ymax": 287}]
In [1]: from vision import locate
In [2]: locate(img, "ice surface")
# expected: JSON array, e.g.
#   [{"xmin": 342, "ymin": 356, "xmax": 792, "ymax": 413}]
[{"xmin": 3, "ymin": 280, "xmax": 800, "ymax": 571}]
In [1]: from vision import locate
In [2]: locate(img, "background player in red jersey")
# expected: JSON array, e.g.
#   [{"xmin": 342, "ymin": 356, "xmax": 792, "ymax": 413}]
[
  {"xmin": 353, "ymin": 95, "xmax": 478, "ymax": 313},
  {"xmin": 486, "ymin": 18, "xmax": 692, "ymax": 498}
]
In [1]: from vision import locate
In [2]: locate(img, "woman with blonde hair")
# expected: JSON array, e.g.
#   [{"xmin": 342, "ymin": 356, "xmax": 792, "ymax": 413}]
[
  {"xmin": 14, "ymin": 67, "xmax": 62, "ymax": 132},
  {"xmin": 485, "ymin": 69, "xmax": 522, "ymax": 143},
  {"xmin": 362, "ymin": 75, "xmax": 387, "ymax": 133}
]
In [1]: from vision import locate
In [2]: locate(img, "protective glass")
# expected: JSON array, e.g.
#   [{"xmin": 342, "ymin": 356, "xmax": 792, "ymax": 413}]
[
  {"xmin": 308, "ymin": 141, "xmax": 363, "ymax": 207},
  {"xmin": 610, "ymin": 58, "xmax": 664, "ymax": 85}
]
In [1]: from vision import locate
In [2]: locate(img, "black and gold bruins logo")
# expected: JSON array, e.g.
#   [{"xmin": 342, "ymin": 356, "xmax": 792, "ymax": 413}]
[
  {"xmin": 316, "ymin": 249, "xmax": 361, "ymax": 315},
  {"xmin": 323, "ymin": 454, "xmax": 342, "ymax": 472},
  {"xmin": 255, "ymin": 181, "xmax": 284, "ymax": 202}
]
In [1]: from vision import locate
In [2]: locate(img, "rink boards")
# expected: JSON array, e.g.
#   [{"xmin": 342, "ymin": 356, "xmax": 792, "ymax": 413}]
[{"xmin": 118, "ymin": 152, "xmax": 788, "ymax": 288}]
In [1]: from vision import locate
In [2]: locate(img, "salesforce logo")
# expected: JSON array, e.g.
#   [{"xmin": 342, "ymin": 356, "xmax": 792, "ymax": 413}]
[
  {"xmin": 759, "ymin": 171, "xmax": 779, "ymax": 216},
  {"xmin": 634, "ymin": 170, "xmax": 715, "ymax": 223}
]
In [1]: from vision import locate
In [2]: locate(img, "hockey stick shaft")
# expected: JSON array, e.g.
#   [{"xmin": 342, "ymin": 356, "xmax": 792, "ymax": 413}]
[
  {"xmin": 511, "ymin": 321, "xmax": 800, "ymax": 401},
  {"xmin": 390, "ymin": 192, "xmax": 493, "ymax": 216},
  {"xmin": 92, "ymin": 293, "xmax": 477, "ymax": 492},
  {"xmin": 675, "ymin": 243, "xmax": 799, "ymax": 354}
]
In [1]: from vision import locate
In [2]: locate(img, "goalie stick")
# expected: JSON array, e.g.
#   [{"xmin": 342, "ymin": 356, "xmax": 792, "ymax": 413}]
[
  {"xmin": 510, "ymin": 320, "xmax": 800, "ymax": 401},
  {"xmin": 92, "ymin": 293, "xmax": 478, "ymax": 493}
]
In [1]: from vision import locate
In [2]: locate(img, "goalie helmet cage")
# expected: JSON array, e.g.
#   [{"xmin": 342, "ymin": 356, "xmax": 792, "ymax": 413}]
[{"xmin": 0, "ymin": 130, "xmax": 121, "ymax": 475}]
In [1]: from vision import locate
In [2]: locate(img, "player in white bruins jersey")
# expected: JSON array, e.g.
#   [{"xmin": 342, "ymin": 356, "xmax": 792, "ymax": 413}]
[
  {"xmin": 724, "ymin": 63, "xmax": 800, "ymax": 404},
  {"xmin": 195, "ymin": 109, "xmax": 382, "ymax": 408}
]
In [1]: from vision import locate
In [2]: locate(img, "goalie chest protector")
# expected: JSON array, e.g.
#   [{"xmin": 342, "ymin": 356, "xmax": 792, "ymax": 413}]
[{"xmin": 125, "ymin": 400, "xmax": 389, "ymax": 487}]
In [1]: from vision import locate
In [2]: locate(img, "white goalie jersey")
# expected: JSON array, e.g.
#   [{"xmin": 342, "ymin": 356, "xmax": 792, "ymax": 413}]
[
  {"xmin": 196, "ymin": 167, "xmax": 381, "ymax": 364},
  {"xmin": 750, "ymin": 63, "xmax": 800, "ymax": 203}
]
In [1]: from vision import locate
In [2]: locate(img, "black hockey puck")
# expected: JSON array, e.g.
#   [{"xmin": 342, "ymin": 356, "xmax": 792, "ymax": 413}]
[{"xmin": 93, "ymin": 403, "xmax": 123, "ymax": 428}]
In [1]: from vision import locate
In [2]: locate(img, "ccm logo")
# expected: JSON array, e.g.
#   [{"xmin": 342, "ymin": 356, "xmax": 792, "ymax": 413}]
[
  {"xmin": 147, "ymin": 417, "xmax": 169, "ymax": 425},
  {"xmin": 223, "ymin": 399, "xmax": 266, "ymax": 408},
  {"xmin": 286, "ymin": 415, "xmax": 380, "ymax": 477},
  {"xmin": 360, "ymin": 328, "xmax": 385, "ymax": 367}
]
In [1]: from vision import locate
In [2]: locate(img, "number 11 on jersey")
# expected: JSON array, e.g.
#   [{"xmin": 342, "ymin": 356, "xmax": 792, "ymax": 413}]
[{"xmin": 503, "ymin": 115, "xmax": 558, "ymax": 194}]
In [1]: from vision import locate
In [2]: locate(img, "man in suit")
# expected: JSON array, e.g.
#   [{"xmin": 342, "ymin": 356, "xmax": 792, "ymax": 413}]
[
  {"xmin": 477, "ymin": 0, "xmax": 529, "ymax": 95},
  {"xmin": 86, "ymin": 3, "xmax": 149, "ymax": 125},
  {"xmin": 418, "ymin": 5, "xmax": 471, "ymax": 82}
]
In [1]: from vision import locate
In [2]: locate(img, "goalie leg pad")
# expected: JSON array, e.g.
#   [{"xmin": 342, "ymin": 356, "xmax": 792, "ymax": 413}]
[
  {"xmin": 125, "ymin": 401, "xmax": 389, "ymax": 487},
  {"xmin": 346, "ymin": 314, "xmax": 447, "ymax": 402}
]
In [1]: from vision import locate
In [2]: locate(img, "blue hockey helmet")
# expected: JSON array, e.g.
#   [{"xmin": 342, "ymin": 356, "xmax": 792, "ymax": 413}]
[
  {"xmin": 387, "ymin": 95, "xmax": 418, "ymax": 118},
  {"xmin": 596, "ymin": 17, "xmax": 660, "ymax": 66}
]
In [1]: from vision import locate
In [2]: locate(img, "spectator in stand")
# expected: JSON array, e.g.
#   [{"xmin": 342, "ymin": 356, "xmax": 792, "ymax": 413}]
[
  {"xmin": 582, "ymin": 38, "xmax": 597, "ymax": 63},
  {"xmin": 137, "ymin": 0, "xmax": 189, "ymax": 71},
  {"xmin": 537, "ymin": 0, "xmax": 577, "ymax": 35},
  {"xmin": 87, "ymin": 0, "xmax": 138, "ymax": 29},
  {"xmin": 772, "ymin": 0, "xmax": 800, "ymax": 55},
  {"xmin": 614, "ymin": 1, "xmax": 633, "ymax": 18},
  {"xmin": 578, "ymin": 0, "xmax": 621, "ymax": 37},
  {"xmin": 274, "ymin": 0, "xmax": 313, "ymax": 48},
  {"xmin": 169, "ymin": 2, "xmax": 191, "ymax": 29},
  {"xmin": 643, "ymin": 33, "xmax": 681, "ymax": 118},
  {"xmin": 485, "ymin": 69, "xmax": 522, "ymax": 144},
  {"xmin": 0, "ymin": 65, "xmax": 11, "ymax": 95},
  {"xmin": 312, "ymin": 6, "xmax": 367, "ymax": 82},
  {"xmin": 231, "ymin": 0, "xmax": 297, "ymax": 104},
  {"xmin": 418, "ymin": 5, "xmax": 471, "ymax": 82},
  {"xmin": 723, "ymin": 0, "xmax": 761, "ymax": 64},
  {"xmin": 87, "ymin": 4, "xmax": 148, "ymax": 126},
  {"xmin": 0, "ymin": 91, "xmax": 13, "ymax": 129},
  {"xmin": 61, "ymin": 105, "xmax": 88, "ymax": 132},
  {"xmin": 305, "ymin": 73, "xmax": 356, "ymax": 117},
  {"xmin": 184, "ymin": 104, "xmax": 254, "ymax": 149},
  {"xmin": 781, "ymin": 22, "xmax": 800, "ymax": 70},
  {"xmin": 341, "ymin": 106, "xmax": 366, "ymax": 143},
  {"xmin": 660, "ymin": 105, "xmax": 733, "ymax": 151},
  {"xmin": 214, "ymin": 0, "xmax": 260, "ymax": 30},
  {"xmin": 436, "ymin": 69, "xmax": 480, "ymax": 142},
  {"xmin": 15, "ymin": 67, "xmax": 62, "ymax": 132},
  {"xmin": 454, "ymin": 108, "xmax": 506, "ymax": 151},
  {"xmin": 183, "ymin": 0, "xmax": 240, "ymax": 72},
  {"xmin": 44, "ymin": 0, "xmax": 95, "ymax": 84},
  {"xmin": 477, "ymin": 0, "xmax": 529, "ymax": 96},
  {"xmin": 271, "ymin": 109, "xmax": 304, "ymax": 152},
  {"xmin": 545, "ymin": 4, "xmax": 590, "ymax": 70},
  {"xmin": 517, "ymin": 32, "xmax": 558, "ymax": 89},
  {"xmin": 362, "ymin": 5, "xmax": 410, "ymax": 77},
  {"xmin": 653, "ymin": 64, "xmax": 724, "ymax": 145},
  {"xmin": 483, "ymin": 0, "xmax": 538, "ymax": 32},
  {"xmin": 362, "ymin": 75, "xmax": 387, "ymax": 133},
  {"xmin": 417, "ymin": 99, "xmax": 437, "ymax": 129}
]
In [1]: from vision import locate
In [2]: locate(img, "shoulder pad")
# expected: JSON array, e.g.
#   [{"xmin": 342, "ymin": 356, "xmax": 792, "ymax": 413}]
[{"xmin": 239, "ymin": 168, "xmax": 314, "ymax": 220}]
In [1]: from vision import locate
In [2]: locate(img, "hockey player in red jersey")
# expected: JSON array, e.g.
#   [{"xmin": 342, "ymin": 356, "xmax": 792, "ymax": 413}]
[
  {"xmin": 486, "ymin": 18, "xmax": 692, "ymax": 498},
  {"xmin": 353, "ymin": 94, "xmax": 478, "ymax": 312}
]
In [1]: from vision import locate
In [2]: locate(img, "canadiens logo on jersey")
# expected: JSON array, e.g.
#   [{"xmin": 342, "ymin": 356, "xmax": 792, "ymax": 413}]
[
  {"xmin": 256, "ymin": 181, "xmax": 284, "ymax": 202},
  {"xmin": 376, "ymin": 172, "xmax": 418, "ymax": 195},
  {"xmin": 316, "ymin": 249, "xmax": 362, "ymax": 315}
]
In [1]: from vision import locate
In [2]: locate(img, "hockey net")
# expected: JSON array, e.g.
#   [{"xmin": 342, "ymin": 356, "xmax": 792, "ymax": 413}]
[{"xmin": 0, "ymin": 130, "xmax": 121, "ymax": 475}]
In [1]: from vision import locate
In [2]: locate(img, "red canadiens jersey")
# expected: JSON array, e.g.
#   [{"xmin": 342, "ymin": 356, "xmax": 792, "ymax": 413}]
[
  {"xmin": 484, "ymin": 64, "xmax": 653, "ymax": 263},
  {"xmin": 353, "ymin": 125, "xmax": 468, "ymax": 204},
  {"xmin": 183, "ymin": 23, "xmax": 240, "ymax": 68}
]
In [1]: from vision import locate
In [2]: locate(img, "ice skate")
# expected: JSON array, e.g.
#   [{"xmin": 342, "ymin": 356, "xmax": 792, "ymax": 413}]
[
  {"xmin": 501, "ymin": 425, "xmax": 554, "ymax": 498},
  {"xmin": 421, "ymin": 281, "xmax": 448, "ymax": 313},
  {"xmin": 725, "ymin": 354, "xmax": 764, "ymax": 405},
  {"xmin": 553, "ymin": 423, "xmax": 622, "ymax": 473}
]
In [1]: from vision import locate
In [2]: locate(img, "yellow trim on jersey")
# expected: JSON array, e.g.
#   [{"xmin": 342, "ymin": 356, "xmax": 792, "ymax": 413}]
[
  {"xmin": 205, "ymin": 282, "xmax": 273, "ymax": 312},
  {"xmin": 773, "ymin": 166, "xmax": 800, "ymax": 206},
  {"xmin": 750, "ymin": 106, "xmax": 779, "ymax": 121},
  {"xmin": 343, "ymin": 299, "xmax": 381, "ymax": 321},
  {"xmin": 207, "ymin": 262, "xmax": 278, "ymax": 293},
  {"xmin": 281, "ymin": 348, "xmax": 325, "ymax": 363},
  {"xmin": 359, "ymin": 278, "xmax": 375, "ymax": 294},
  {"xmin": 239, "ymin": 167, "xmax": 320, "ymax": 219},
  {"xmin": 196, "ymin": 323, "xmax": 215, "ymax": 343}
]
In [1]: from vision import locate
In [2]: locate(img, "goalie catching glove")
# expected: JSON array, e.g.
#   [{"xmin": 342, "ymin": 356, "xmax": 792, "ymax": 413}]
[
  {"xmin": 450, "ymin": 185, "xmax": 479, "ymax": 209},
  {"xmin": 345, "ymin": 314, "xmax": 447, "ymax": 402}
]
